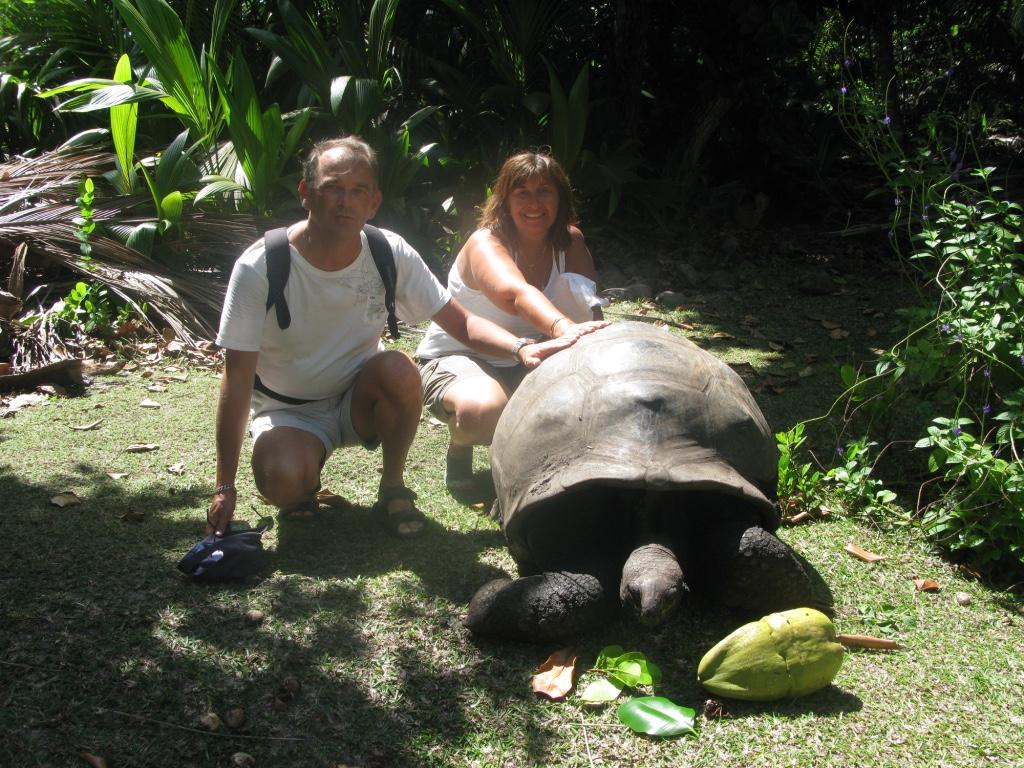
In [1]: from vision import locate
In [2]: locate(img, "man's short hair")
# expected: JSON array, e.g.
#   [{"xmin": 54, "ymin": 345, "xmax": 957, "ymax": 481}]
[{"xmin": 302, "ymin": 136, "xmax": 379, "ymax": 189}]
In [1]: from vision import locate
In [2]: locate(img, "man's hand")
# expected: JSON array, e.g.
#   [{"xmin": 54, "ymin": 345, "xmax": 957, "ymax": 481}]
[
  {"xmin": 517, "ymin": 334, "xmax": 577, "ymax": 368},
  {"xmin": 206, "ymin": 489, "xmax": 236, "ymax": 537}
]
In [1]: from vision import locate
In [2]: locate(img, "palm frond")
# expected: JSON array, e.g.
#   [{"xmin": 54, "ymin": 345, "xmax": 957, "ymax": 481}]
[{"xmin": 0, "ymin": 149, "xmax": 271, "ymax": 345}]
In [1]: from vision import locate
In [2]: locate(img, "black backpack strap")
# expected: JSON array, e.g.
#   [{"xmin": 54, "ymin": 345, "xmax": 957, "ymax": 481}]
[
  {"xmin": 264, "ymin": 227, "xmax": 291, "ymax": 330},
  {"xmin": 363, "ymin": 224, "xmax": 400, "ymax": 340}
]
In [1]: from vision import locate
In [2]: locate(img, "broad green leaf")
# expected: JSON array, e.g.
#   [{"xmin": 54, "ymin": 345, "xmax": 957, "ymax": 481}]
[
  {"xmin": 617, "ymin": 697, "xmax": 696, "ymax": 737},
  {"xmin": 160, "ymin": 191, "xmax": 184, "ymax": 225},
  {"xmin": 840, "ymin": 364, "xmax": 857, "ymax": 389},
  {"xmin": 578, "ymin": 677, "xmax": 623, "ymax": 704},
  {"xmin": 111, "ymin": 54, "xmax": 138, "ymax": 194},
  {"xmin": 113, "ymin": 0, "xmax": 214, "ymax": 143},
  {"xmin": 126, "ymin": 221, "xmax": 157, "ymax": 255},
  {"xmin": 595, "ymin": 645, "xmax": 625, "ymax": 665},
  {"xmin": 195, "ymin": 177, "xmax": 246, "ymax": 204}
]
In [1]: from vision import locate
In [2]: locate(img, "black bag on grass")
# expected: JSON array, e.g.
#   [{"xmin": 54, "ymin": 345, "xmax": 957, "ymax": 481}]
[{"xmin": 177, "ymin": 521, "xmax": 270, "ymax": 583}]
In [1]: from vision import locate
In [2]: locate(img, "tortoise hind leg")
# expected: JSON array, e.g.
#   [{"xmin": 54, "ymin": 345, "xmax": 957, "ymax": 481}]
[
  {"xmin": 464, "ymin": 572, "xmax": 614, "ymax": 643},
  {"xmin": 699, "ymin": 519, "xmax": 833, "ymax": 615}
]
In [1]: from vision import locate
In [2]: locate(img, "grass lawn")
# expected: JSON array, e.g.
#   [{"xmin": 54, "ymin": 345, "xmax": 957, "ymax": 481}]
[{"xmin": 1, "ymin": 248, "xmax": 1022, "ymax": 768}]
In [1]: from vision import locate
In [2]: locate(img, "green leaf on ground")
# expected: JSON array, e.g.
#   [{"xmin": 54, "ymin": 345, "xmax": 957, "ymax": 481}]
[
  {"xmin": 617, "ymin": 696, "xmax": 696, "ymax": 737},
  {"xmin": 594, "ymin": 646, "xmax": 661, "ymax": 687},
  {"xmin": 578, "ymin": 676, "xmax": 624, "ymax": 704}
]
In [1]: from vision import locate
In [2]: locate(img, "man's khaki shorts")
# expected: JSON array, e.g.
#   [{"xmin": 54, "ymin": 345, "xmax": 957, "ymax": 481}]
[{"xmin": 250, "ymin": 386, "xmax": 377, "ymax": 457}]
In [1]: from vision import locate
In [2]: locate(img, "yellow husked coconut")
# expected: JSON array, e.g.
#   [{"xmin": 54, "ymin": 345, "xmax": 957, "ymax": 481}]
[{"xmin": 697, "ymin": 607, "xmax": 844, "ymax": 701}]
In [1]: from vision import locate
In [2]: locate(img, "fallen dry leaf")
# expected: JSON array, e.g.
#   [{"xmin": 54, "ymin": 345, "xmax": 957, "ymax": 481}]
[
  {"xmin": 224, "ymin": 707, "xmax": 247, "ymax": 730},
  {"xmin": 161, "ymin": 327, "xmax": 176, "ymax": 343},
  {"xmin": 4, "ymin": 392, "xmax": 47, "ymax": 413},
  {"xmin": 912, "ymin": 577, "xmax": 941, "ymax": 592},
  {"xmin": 829, "ymin": 328, "xmax": 851, "ymax": 340},
  {"xmin": 50, "ymin": 491, "xmax": 83, "ymax": 508},
  {"xmin": 158, "ymin": 373, "xmax": 188, "ymax": 383},
  {"xmin": 231, "ymin": 752, "xmax": 256, "ymax": 767},
  {"xmin": 198, "ymin": 712, "xmax": 222, "ymax": 732},
  {"xmin": 139, "ymin": 398, "xmax": 161, "ymax": 409},
  {"xmin": 702, "ymin": 698, "xmax": 730, "ymax": 719},
  {"xmin": 798, "ymin": 366, "xmax": 814, "ymax": 378},
  {"xmin": 845, "ymin": 542, "xmax": 885, "ymax": 563},
  {"xmin": 531, "ymin": 647, "xmax": 577, "ymax": 700},
  {"xmin": 147, "ymin": 383, "xmax": 167, "ymax": 392},
  {"xmin": 125, "ymin": 443, "xmax": 159, "ymax": 453},
  {"xmin": 709, "ymin": 331, "xmax": 733, "ymax": 340},
  {"xmin": 70, "ymin": 419, "xmax": 103, "ymax": 431},
  {"xmin": 79, "ymin": 753, "xmax": 108, "ymax": 768},
  {"xmin": 836, "ymin": 633, "xmax": 901, "ymax": 651},
  {"xmin": 820, "ymin": 319, "xmax": 842, "ymax": 330},
  {"xmin": 782, "ymin": 511, "xmax": 812, "ymax": 526},
  {"xmin": 167, "ymin": 462, "xmax": 186, "ymax": 475},
  {"xmin": 121, "ymin": 510, "xmax": 145, "ymax": 522},
  {"xmin": 768, "ymin": 340, "xmax": 786, "ymax": 351},
  {"xmin": 106, "ymin": 472, "xmax": 129, "ymax": 480}
]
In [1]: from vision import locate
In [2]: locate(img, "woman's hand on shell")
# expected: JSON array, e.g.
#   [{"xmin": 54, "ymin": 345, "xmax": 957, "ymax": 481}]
[{"xmin": 555, "ymin": 319, "xmax": 611, "ymax": 340}]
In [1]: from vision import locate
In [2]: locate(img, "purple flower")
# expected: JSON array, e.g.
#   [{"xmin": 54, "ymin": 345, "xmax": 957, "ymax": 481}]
[
  {"xmin": 883, "ymin": 115, "xmax": 892, "ymax": 125},
  {"xmin": 952, "ymin": 426, "xmax": 962, "ymax": 436},
  {"xmin": 982, "ymin": 404, "xmax": 992, "ymax": 415},
  {"xmin": 940, "ymin": 323, "xmax": 951, "ymax": 333},
  {"xmin": 946, "ymin": 68, "xmax": 954, "ymax": 77},
  {"xmin": 1020, "ymin": 354, "xmax": 1024, "ymax": 366},
  {"xmin": 840, "ymin": 86, "xmax": 848, "ymax": 95},
  {"xmin": 836, "ymin": 446, "xmax": 845, "ymax": 455},
  {"xmin": 894, "ymin": 196, "xmax": 902, "ymax": 207},
  {"xmin": 982, "ymin": 368, "xmax": 991, "ymax": 378},
  {"xmin": 949, "ymin": 149, "xmax": 958, "ymax": 162},
  {"xmin": 844, "ymin": 58, "xmax": 852, "ymax": 69}
]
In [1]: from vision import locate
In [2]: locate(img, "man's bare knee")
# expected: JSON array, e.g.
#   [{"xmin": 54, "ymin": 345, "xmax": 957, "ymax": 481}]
[{"xmin": 252, "ymin": 430, "xmax": 323, "ymax": 506}]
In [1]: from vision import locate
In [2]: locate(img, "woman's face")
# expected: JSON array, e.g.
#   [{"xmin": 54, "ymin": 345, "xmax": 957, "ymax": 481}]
[{"xmin": 506, "ymin": 174, "xmax": 559, "ymax": 239}]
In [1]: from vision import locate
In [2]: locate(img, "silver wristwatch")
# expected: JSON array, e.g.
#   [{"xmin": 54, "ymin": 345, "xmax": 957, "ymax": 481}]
[{"xmin": 510, "ymin": 337, "xmax": 532, "ymax": 362}]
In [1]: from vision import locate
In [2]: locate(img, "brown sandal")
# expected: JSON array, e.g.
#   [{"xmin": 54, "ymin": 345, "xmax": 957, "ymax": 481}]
[{"xmin": 374, "ymin": 486, "xmax": 426, "ymax": 538}]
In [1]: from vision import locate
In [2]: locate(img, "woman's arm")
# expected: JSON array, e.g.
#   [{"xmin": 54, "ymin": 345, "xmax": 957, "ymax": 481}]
[{"xmin": 463, "ymin": 228, "xmax": 607, "ymax": 337}]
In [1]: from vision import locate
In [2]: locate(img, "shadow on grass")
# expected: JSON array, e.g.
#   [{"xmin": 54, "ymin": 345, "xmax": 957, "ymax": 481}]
[
  {"xmin": 1, "ymin": 459, "xmax": 502, "ymax": 767},
  {"xmin": 273, "ymin": 505, "xmax": 509, "ymax": 603}
]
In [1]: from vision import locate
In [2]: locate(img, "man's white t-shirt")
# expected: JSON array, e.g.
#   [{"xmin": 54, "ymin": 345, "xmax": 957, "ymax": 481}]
[{"xmin": 217, "ymin": 228, "xmax": 450, "ymax": 402}]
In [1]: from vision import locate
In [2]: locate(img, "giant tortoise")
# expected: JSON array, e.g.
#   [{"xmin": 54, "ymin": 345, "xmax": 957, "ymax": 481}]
[{"xmin": 465, "ymin": 321, "xmax": 831, "ymax": 642}]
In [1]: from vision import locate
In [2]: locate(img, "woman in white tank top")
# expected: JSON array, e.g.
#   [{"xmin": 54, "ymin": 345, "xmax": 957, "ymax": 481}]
[{"xmin": 415, "ymin": 151, "xmax": 609, "ymax": 493}]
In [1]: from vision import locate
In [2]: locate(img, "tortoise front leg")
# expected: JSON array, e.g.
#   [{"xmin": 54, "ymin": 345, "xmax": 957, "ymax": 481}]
[
  {"xmin": 701, "ymin": 524, "xmax": 833, "ymax": 615},
  {"xmin": 464, "ymin": 572, "xmax": 614, "ymax": 643}
]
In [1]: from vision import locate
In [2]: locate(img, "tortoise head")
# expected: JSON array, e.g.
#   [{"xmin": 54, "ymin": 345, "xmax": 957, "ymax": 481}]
[{"xmin": 619, "ymin": 541, "xmax": 688, "ymax": 627}]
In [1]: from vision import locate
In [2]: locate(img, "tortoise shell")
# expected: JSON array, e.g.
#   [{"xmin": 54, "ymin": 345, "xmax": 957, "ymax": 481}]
[{"xmin": 490, "ymin": 321, "xmax": 780, "ymax": 557}]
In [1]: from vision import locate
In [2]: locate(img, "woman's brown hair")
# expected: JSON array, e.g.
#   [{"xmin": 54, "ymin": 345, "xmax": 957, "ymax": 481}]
[{"xmin": 478, "ymin": 151, "xmax": 578, "ymax": 254}]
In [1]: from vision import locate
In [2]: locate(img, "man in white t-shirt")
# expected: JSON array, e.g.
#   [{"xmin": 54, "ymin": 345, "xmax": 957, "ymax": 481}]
[{"xmin": 207, "ymin": 136, "xmax": 588, "ymax": 539}]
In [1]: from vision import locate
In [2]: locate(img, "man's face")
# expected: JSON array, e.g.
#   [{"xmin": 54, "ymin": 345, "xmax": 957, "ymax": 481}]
[{"xmin": 299, "ymin": 149, "xmax": 382, "ymax": 238}]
